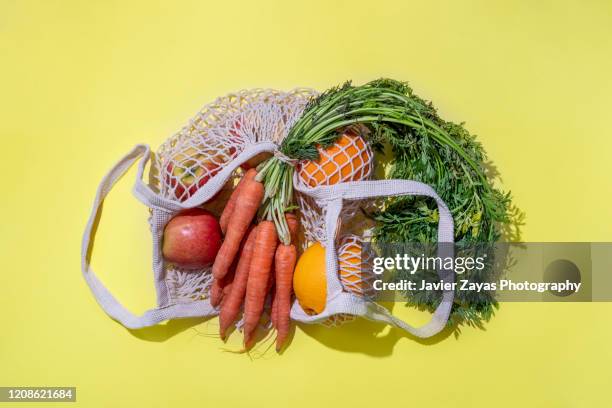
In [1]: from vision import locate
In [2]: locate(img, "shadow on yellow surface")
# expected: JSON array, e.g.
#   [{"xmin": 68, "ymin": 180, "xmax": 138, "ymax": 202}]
[
  {"xmin": 127, "ymin": 317, "xmax": 211, "ymax": 342},
  {"xmin": 298, "ymin": 318, "xmax": 457, "ymax": 357},
  {"xmin": 125, "ymin": 312, "xmax": 458, "ymax": 357},
  {"xmin": 122, "ymin": 300, "xmax": 461, "ymax": 357}
]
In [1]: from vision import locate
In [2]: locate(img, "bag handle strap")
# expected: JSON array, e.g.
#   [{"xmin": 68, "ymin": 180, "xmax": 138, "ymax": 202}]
[
  {"xmin": 294, "ymin": 177, "xmax": 455, "ymax": 338},
  {"xmin": 131, "ymin": 141, "xmax": 278, "ymax": 211},
  {"xmin": 81, "ymin": 144, "xmax": 216, "ymax": 329}
]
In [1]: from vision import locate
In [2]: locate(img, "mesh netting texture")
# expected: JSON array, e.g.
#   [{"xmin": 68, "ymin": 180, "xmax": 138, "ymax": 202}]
[
  {"xmin": 150, "ymin": 89, "xmax": 381, "ymax": 327},
  {"xmin": 82, "ymin": 87, "xmax": 454, "ymax": 336},
  {"xmin": 151, "ymin": 88, "xmax": 317, "ymax": 308}
]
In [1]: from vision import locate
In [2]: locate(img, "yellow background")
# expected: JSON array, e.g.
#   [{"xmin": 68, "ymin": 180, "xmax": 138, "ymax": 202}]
[{"xmin": 1, "ymin": 1, "xmax": 611, "ymax": 407}]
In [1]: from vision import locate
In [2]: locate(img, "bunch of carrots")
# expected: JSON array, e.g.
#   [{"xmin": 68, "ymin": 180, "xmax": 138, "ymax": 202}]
[{"xmin": 209, "ymin": 168, "xmax": 298, "ymax": 352}]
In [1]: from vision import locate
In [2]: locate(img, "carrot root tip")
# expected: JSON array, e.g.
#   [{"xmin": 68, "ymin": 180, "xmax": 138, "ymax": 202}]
[{"xmin": 244, "ymin": 334, "xmax": 255, "ymax": 350}]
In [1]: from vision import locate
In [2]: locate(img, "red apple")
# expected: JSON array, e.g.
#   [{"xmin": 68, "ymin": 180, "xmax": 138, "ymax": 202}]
[
  {"xmin": 228, "ymin": 120, "xmax": 242, "ymax": 158},
  {"xmin": 229, "ymin": 120, "xmax": 241, "ymax": 137},
  {"xmin": 162, "ymin": 208, "xmax": 222, "ymax": 269},
  {"xmin": 164, "ymin": 149, "xmax": 222, "ymax": 201}
]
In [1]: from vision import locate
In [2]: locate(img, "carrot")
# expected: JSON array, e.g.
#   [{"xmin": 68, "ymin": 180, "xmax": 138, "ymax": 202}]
[
  {"xmin": 270, "ymin": 213, "xmax": 296, "ymax": 330},
  {"xmin": 219, "ymin": 282, "xmax": 233, "ymax": 309},
  {"xmin": 274, "ymin": 243, "xmax": 297, "ymax": 351},
  {"xmin": 218, "ymin": 225, "xmax": 257, "ymax": 340},
  {"xmin": 284, "ymin": 212, "xmax": 299, "ymax": 243},
  {"xmin": 212, "ymin": 175, "xmax": 264, "ymax": 280},
  {"xmin": 266, "ymin": 272, "xmax": 274, "ymax": 293},
  {"xmin": 272, "ymin": 212, "xmax": 299, "ymax": 350},
  {"xmin": 267, "ymin": 272, "xmax": 275, "ymax": 328},
  {"xmin": 210, "ymin": 266, "xmax": 235, "ymax": 307},
  {"xmin": 210, "ymin": 279, "xmax": 223, "ymax": 307},
  {"xmin": 222, "ymin": 282, "xmax": 233, "ymax": 298},
  {"xmin": 219, "ymin": 169, "xmax": 257, "ymax": 234},
  {"xmin": 243, "ymin": 221, "xmax": 278, "ymax": 346},
  {"xmin": 271, "ymin": 285, "xmax": 278, "ymax": 329}
]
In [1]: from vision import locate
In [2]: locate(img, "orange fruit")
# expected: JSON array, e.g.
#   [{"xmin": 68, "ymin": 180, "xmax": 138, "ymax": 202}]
[
  {"xmin": 298, "ymin": 132, "xmax": 373, "ymax": 187},
  {"xmin": 293, "ymin": 242, "xmax": 327, "ymax": 315},
  {"xmin": 338, "ymin": 236, "xmax": 374, "ymax": 297},
  {"xmin": 293, "ymin": 238, "xmax": 375, "ymax": 316}
]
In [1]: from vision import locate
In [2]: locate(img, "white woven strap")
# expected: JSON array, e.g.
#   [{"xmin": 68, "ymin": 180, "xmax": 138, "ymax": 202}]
[
  {"xmin": 293, "ymin": 177, "xmax": 455, "ymax": 338},
  {"xmin": 132, "ymin": 141, "xmax": 278, "ymax": 211},
  {"xmin": 81, "ymin": 144, "xmax": 217, "ymax": 329}
]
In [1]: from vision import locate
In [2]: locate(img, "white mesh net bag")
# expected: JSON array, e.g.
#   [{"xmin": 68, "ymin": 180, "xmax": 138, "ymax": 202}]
[
  {"xmin": 290, "ymin": 173, "xmax": 456, "ymax": 337},
  {"xmin": 82, "ymin": 87, "xmax": 455, "ymax": 339},
  {"xmin": 289, "ymin": 126, "xmax": 456, "ymax": 334},
  {"xmin": 81, "ymin": 88, "xmax": 316, "ymax": 329},
  {"xmin": 318, "ymin": 234, "xmax": 377, "ymax": 327}
]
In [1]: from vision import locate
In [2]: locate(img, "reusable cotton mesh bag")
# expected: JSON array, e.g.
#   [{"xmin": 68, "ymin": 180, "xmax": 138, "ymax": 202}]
[{"xmin": 82, "ymin": 87, "xmax": 455, "ymax": 338}]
